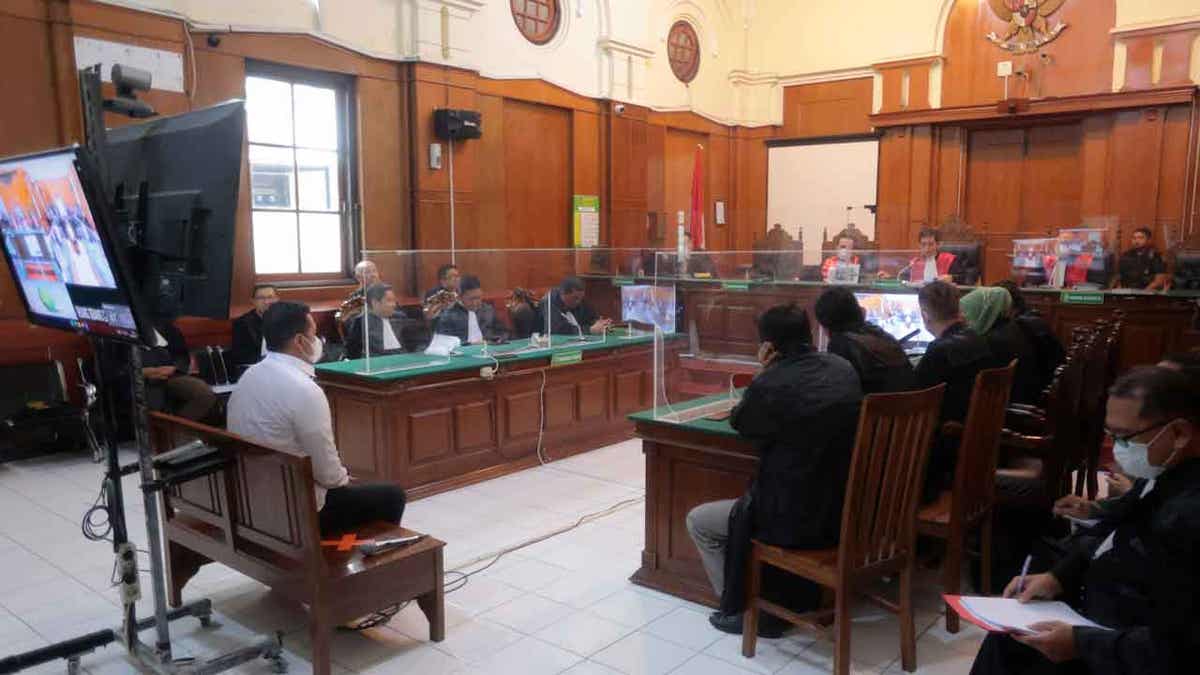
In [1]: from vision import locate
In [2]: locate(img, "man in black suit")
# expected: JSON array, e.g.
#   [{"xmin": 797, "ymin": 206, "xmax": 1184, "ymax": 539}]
[
  {"xmin": 346, "ymin": 283, "xmax": 406, "ymax": 359},
  {"xmin": 971, "ymin": 366, "xmax": 1200, "ymax": 675},
  {"xmin": 229, "ymin": 284, "xmax": 278, "ymax": 375},
  {"xmin": 141, "ymin": 316, "xmax": 216, "ymax": 422},
  {"xmin": 536, "ymin": 276, "xmax": 612, "ymax": 336},
  {"xmin": 433, "ymin": 275, "xmax": 502, "ymax": 344},
  {"xmin": 915, "ymin": 280, "xmax": 994, "ymax": 501}
]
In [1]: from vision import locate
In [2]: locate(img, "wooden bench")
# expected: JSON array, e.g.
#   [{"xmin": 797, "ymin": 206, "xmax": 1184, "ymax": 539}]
[{"xmin": 148, "ymin": 412, "xmax": 445, "ymax": 675}]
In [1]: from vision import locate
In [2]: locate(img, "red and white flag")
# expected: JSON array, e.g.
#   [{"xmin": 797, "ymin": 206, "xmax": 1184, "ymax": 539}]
[{"xmin": 689, "ymin": 144, "xmax": 705, "ymax": 250}]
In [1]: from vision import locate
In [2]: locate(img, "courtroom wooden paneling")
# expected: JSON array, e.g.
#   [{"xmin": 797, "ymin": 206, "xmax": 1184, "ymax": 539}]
[
  {"xmin": 608, "ymin": 106, "xmax": 651, "ymax": 248},
  {"xmin": 732, "ymin": 127, "xmax": 772, "ymax": 250},
  {"xmin": 663, "ymin": 128, "xmax": 708, "ymax": 247},
  {"xmin": 1117, "ymin": 22, "xmax": 1200, "ymax": 91},
  {"xmin": 320, "ymin": 340, "xmax": 668, "ymax": 499},
  {"xmin": 0, "ymin": 0, "xmax": 410, "ymax": 374},
  {"xmin": 940, "ymin": 0, "xmax": 1116, "ymax": 108},
  {"xmin": 359, "ymin": 76, "xmax": 411, "ymax": 251},
  {"xmin": 876, "ymin": 58, "xmax": 941, "ymax": 114},
  {"xmin": 870, "ymin": 0, "xmax": 1200, "ymax": 262},
  {"xmin": 876, "ymin": 127, "xmax": 917, "ymax": 250},
  {"xmin": 504, "ymin": 99, "xmax": 571, "ymax": 249},
  {"xmin": 778, "ymin": 79, "xmax": 873, "ymax": 140}
]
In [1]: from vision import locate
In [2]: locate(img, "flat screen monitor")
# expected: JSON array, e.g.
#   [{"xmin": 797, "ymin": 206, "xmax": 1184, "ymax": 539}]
[
  {"xmin": 854, "ymin": 292, "xmax": 934, "ymax": 350},
  {"xmin": 105, "ymin": 100, "xmax": 244, "ymax": 319},
  {"xmin": 0, "ymin": 147, "xmax": 151, "ymax": 343},
  {"xmin": 621, "ymin": 284, "xmax": 676, "ymax": 333}
]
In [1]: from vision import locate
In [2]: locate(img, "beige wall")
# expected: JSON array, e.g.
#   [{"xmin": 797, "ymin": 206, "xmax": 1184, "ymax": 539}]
[
  {"xmin": 1117, "ymin": 0, "xmax": 1200, "ymax": 27},
  {"xmin": 99, "ymin": 0, "xmax": 1200, "ymax": 127}
]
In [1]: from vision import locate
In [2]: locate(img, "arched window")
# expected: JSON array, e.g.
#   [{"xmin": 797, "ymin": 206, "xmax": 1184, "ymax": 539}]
[
  {"xmin": 667, "ymin": 20, "xmax": 700, "ymax": 83},
  {"xmin": 510, "ymin": 0, "xmax": 561, "ymax": 46}
]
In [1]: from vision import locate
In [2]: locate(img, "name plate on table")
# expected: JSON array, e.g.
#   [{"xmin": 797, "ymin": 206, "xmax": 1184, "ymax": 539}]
[
  {"xmin": 612, "ymin": 277, "xmax": 635, "ymax": 287},
  {"xmin": 721, "ymin": 281, "xmax": 751, "ymax": 292},
  {"xmin": 875, "ymin": 279, "xmax": 904, "ymax": 288},
  {"xmin": 551, "ymin": 350, "xmax": 583, "ymax": 367},
  {"xmin": 1062, "ymin": 291, "xmax": 1104, "ymax": 305}
]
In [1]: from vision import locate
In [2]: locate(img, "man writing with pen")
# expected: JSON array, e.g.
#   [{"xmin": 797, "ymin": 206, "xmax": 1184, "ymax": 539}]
[{"xmin": 969, "ymin": 366, "xmax": 1200, "ymax": 675}]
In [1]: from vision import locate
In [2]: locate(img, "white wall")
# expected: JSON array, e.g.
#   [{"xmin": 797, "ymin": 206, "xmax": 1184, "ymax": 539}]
[
  {"xmin": 767, "ymin": 140, "xmax": 879, "ymax": 262},
  {"xmin": 99, "ymin": 0, "xmax": 1200, "ymax": 128}
]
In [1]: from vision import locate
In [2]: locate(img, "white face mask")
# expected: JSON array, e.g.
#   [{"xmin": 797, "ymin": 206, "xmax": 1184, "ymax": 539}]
[
  {"xmin": 300, "ymin": 334, "xmax": 324, "ymax": 364},
  {"xmin": 1113, "ymin": 425, "xmax": 1177, "ymax": 480}
]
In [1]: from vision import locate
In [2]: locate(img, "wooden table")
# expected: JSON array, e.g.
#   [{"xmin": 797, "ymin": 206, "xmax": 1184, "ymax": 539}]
[
  {"xmin": 316, "ymin": 334, "xmax": 676, "ymax": 499},
  {"xmin": 628, "ymin": 396, "xmax": 757, "ymax": 607}
]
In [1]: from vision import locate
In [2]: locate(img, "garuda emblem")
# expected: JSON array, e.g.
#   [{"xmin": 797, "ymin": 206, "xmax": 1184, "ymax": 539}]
[{"xmin": 986, "ymin": 0, "xmax": 1068, "ymax": 54}]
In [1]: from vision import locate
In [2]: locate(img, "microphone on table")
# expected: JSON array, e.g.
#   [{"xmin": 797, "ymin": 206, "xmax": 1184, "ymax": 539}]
[{"xmin": 356, "ymin": 533, "xmax": 426, "ymax": 557}]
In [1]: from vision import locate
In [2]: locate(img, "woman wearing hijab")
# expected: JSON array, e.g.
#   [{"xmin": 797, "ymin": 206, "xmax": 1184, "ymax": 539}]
[{"xmin": 960, "ymin": 287, "xmax": 1040, "ymax": 404}]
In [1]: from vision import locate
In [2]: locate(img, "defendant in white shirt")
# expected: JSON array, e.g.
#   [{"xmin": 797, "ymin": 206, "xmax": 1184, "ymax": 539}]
[{"xmin": 229, "ymin": 301, "xmax": 406, "ymax": 536}]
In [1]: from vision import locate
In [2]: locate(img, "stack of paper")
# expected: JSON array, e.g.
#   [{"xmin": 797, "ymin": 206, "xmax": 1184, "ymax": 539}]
[{"xmin": 944, "ymin": 595, "xmax": 1111, "ymax": 635}]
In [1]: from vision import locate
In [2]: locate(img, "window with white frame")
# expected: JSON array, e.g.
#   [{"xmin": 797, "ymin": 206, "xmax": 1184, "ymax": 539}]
[{"xmin": 245, "ymin": 62, "xmax": 357, "ymax": 280}]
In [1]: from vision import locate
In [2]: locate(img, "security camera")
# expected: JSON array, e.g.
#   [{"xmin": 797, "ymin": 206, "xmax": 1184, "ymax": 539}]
[
  {"xmin": 206, "ymin": 34, "xmax": 221, "ymax": 48},
  {"xmin": 614, "ymin": 103, "xmax": 626, "ymax": 114},
  {"xmin": 1039, "ymin": 52, "xmax": 1053, "ymax": 64}
]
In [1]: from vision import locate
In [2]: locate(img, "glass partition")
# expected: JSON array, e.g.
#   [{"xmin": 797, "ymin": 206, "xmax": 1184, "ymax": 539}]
[
  {"xmin": 646, "ymin": 247, "xmax": 932, "ymax": 424},
  {"xmin": 1007, "ymin": 228, "xmax": 1114, "ymax": 290},
  {"xmin": 339, "ymin": 248, "xmax": 670, "ymax": 375}
]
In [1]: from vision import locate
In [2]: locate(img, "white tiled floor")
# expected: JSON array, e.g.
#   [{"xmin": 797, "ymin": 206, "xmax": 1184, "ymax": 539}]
[{"xmin": 0, "ymin": 438, "xmax": 985, "ymax": 674}]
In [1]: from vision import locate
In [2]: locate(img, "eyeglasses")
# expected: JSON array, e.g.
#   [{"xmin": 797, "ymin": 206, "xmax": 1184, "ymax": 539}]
[{"xmin": 1104, "ymin": 419, "xmax": 1173, "ymax": 443}]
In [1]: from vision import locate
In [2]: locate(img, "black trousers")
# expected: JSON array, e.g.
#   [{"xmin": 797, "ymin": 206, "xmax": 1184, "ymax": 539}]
[
  {"xmin": 318, "ymin": 483, "xmax": 407, "ymax": 537},
  {"xmin": 719, "ymin": 494, "xmax": 822, "ymax": 616},
  {"xmin": 970, "ymin": 633, "xmax": 1089, "ymax": 675}
]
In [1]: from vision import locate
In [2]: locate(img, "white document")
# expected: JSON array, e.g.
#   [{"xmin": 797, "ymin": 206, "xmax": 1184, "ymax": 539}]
[
  {"xmin": 958, "ymin": 597, "xmax": 1109, "ymax": 634},
  {"xmin": 1064, "ymin": 515, "xmax": 1101, "ymax": 529},
  {"xmin": 425, "ymin": 334, "xmax": 461, "ymax": 356}
]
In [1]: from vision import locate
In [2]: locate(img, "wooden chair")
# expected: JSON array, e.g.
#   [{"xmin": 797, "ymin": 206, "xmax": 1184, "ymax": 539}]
[
  {"xmin": 741, "ymin": 384, "xmax": 946, "ymax": 675},
  {"xmin": 1075, "ymin": 317, "xmax": 1121, "ymax": 498},
  {"xmin": 917, "ymin": 361, "xmax": 1016, "ymax": 633},
  {"xmin": 821, "ymin": 223, "xmax": 878, "ymax": 252},
  {"xmin": 149, "ymin": 413, "xmax": 445, "ymax": 675},
  {"xmin": 996, "ymin": 339, "xmax": 1087, "ymax": 510},
  {"xmin": 933, "ymin": 216, "xmax": 985, "ymax": 285},
  {"xmin": 752, "ymin": 224, "xmax": 804, "ymax": 280}
]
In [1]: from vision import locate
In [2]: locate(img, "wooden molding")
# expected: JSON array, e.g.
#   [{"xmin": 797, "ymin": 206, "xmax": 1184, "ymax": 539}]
[
  {"xmin": 1111, "ymin": 19, "xmax": 1200, "ymax": 40},
  {"xmin": 870, "ymin": 86, "xmax": 1197, "ymax": 127},
  {"xmin": 872, "ymin": 55, "xmax": 945, "ymax": 72}
]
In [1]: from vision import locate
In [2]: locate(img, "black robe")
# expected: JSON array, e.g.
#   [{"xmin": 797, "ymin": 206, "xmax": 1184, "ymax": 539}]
[
  {"xmin": 717, "ymin": 350, "xmax": 863, "ymax": 614},
  {"xmin": 914, "ymin": 321, "xmax": 994, "ymax": 500},
  {"xmin": 827, "ymin": 323, "xmax": 917, "ymax": 394},
  {"xmin": 535, "ymin": 289, "xmax": 600, "ymax": 336},
  {"xmin": 229, "ymin": 309, "xmax": 264, "ymax": 373},
  {"xmin": 972, "ymin": 459, "xmax": 1200, "ymax": 675}
]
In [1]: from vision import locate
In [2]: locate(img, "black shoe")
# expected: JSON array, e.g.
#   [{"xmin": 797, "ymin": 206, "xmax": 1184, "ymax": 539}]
[{"xmin": 708, "ymin": 611, "xmax": 787, "ymax": 639}]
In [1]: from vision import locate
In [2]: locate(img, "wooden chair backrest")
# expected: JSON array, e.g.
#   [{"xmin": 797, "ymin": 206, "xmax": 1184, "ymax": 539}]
[
  {"xmin": 950, "ymin": 361, "xmax": 1016, "ymax": 529},
  {"xmin": 148, "ymin": 412, "xmax": 326, "ymax": 583},
  {"xmin": 1037, "ymin": 342, "xmax": 1088, "ymax": 497},
  {"xmin": 1102, "ymin": 313, "xmax": 1123, "ymax": 388},
  {"xmin": 821, "ymin": 224, "xmax": 878, "ymax": 252},
  {"xmin": 837, "ymin": 384, "xmax": 945, "ymax": 574},
  {"xmin": 1079, "ymin": 323, "xmax": 1112, "ymax": 424}
]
